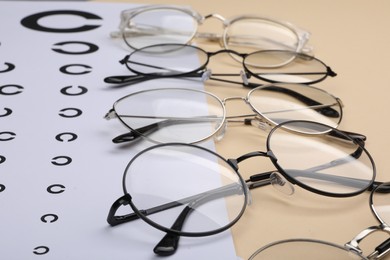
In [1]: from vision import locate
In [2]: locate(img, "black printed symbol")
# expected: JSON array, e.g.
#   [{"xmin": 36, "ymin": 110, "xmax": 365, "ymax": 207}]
[
  {"xmin": 0, "ymin": 84, "xmax": 23, "ymax": 95},
  {"xmin": 52, "ymin": 41, "xmax": 99, "ymax": 55},
  {"xmin": 0, "ymin": 62, "xmax": 15, "ymax": 73},
  {"xmin": 41, "ymin": 213, "xmax": 59, "ymax": 223},
  {"xmin": 60, "ymin": 85, "xmax": 88, "ymax": 96},
  {"xmin": 59, "ymin": 64, "xmax": 92, "ymax": 75},
  {"xmin": 0, "ymin": 184, "xmax": 5, "ymax": 192},
  {"xmin": 0, "ymin": 155, "xmax": 5, "ymax": 164},
  {"xmin": 21, "ymin": 10, "xmax": 102, "ymax": 33},
  {"xmin": 0, "ymin": 131, "xmax": 16, "ymax": 141},
  {"xmin": 51, "ymin": 156, "xmax": 72, "ymax": 166},
  {"xmin": 59, "ymin": 108, "xmax": 82, "ymax": 118},
  {"xmin": 55, "ymin": 132, "xmax": 78, "ymax": 142},
  {"xmin": 33, "ymin": 246, "xmax": 49, "ymax": 255},
  {"xmin": 47, "ymin": 184, "xmax": 66, "ymax": 194},
  {"xmin": 0, "ymin": 107, "xmax": 12, "ymax": 117}
]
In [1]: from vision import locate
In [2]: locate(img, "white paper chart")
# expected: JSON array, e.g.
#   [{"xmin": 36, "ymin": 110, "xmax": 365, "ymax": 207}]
[{"xmin": 0, "ymin": 1, "xmax": 238, "ymax": 259}]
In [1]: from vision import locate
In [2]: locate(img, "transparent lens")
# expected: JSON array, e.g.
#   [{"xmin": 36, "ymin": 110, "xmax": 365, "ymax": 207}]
[
  {"xmin": 248, "ymin": 83, "xmax": 342, "ymax": 129},
  {"xmin": 114, "ymin": 88, "xmax": 225, "ymax": 144},
  {"xmin": 124, "ymin": 144, "xmax": 247, "ymax": 235},
  {"xmin": 371, "ymin": 182, "xmax": 390, "ymax": 225},
  {"xmin": 123, "ymin": 9, "xmax": 197, "ymax": 49},
  {"xmin": 126, "ymin": 44, "xmax": 208, "ymax": 76},
  {"xmin": 244, "ymin": 51, "xmax": 330, "ymax": 83},
  {"xmin": 224, "ymin": 18, "xmax": 300, "ymax": 53},
  {"xmin": 268, "ymin": 121, "xmax": 375, "ymax": 196},
  {"xmin": 249, "ymin": 239, "xmax": 364, "ymax": 259}
]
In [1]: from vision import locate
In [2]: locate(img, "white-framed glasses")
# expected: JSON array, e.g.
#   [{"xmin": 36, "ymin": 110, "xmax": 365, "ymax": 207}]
[
  {"xmin": 110, "ymin": 5, "xmax": 312, "ymax": 54},
  {"xmin": 249, "ymin": 182, "xmax": 390, "ymax": 259}
]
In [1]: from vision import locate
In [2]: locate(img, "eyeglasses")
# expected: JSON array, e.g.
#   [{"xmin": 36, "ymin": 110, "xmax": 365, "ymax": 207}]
[
  {"xmin": 249, "ymin": 182, "xmax": 390, "ymax": 260},
  {"xmin": 103, "ymin": 85, "xmax": 361, "ymax": 145},
  {"xmin": 110, "ymin": 5, "xmax": 312, "ymax": 54},
  {"xmin": 106, "ymin": 120, "xmax": 377, "ymax": 256},
  {"xmin": 104, "ymin": 44, "xmax": 336, "ymax": 86}
]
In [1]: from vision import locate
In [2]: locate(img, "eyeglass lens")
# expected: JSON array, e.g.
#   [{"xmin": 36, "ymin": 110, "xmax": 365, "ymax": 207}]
[
  {"xmin": 124, "ymin": 44, "xmax": 331, "ymax": 84},
  {"xmin": 113, "ymin": 88, "xmax": 225, "ymax": 144},
  {"xmin": 123, "ymin": 144, "xmax": 247, "ymax": 236},
  {"xmin": 371, "ymin": 182, "xmax": 390, "ymax": 225},
  {"xmin": 269, "ymin": 121, "xmax": 375, "ymax": 197},
  {"xmin": 122, "ymin": 8, "xmax": 198, "ymax": 49},
  {"xmin": 223, "ymin": 17, "xmax": 302, "ymax": 53}
]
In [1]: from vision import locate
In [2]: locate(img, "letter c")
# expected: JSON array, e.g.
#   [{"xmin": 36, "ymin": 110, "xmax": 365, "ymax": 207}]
[
  {"xmin": 21, "ymin": 10, "xmax": 102, "ymax": 33},
  {"xmin": 47, "ymin": 184, "xmax": 66, "ymax": 194},
  {"xmin": 0, "ymin": 85, "xmax": 23, "ymax": 95},
  {"xmin": 33, "ymin": 246, "xmax": 49, "ymax": 255}
]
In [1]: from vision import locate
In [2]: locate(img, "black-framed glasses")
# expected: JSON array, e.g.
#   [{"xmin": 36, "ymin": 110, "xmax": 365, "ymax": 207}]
[
  {"xmin": 103, "ymin": 85, "xmax": 364, "ymax": 145},
  {"xmin": 107, "ymin": 121, "xmax": 377, "ymax": 256},
  {"xmin": 104, "ymin": 44, "xmax": 336, "ymax": 86},
  {"xmin": 110, "ymin": 5, "xmax": 312, "ymax": 53},
  {"xmin": 249, "ymin": 182, "xmax": 390, "ymax": 259}
]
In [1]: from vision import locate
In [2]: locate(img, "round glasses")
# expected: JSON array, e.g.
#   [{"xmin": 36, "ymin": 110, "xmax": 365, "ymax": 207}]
[
  {"xmin": 107, "ymin": 121, "xmax": 376, "ymax": 256},
  {"xmin": 249, "ymin": 182, "xmax": 390, "ymax": 260},
  {"xmin": 111, "ymin": 5, "xmax": 311, "ymax": 53},
  {"xmin": 104, "ymin": 85, "xmax": 344, "ymax": 145},
  {"xmin": 117, "ymin": 44, "xmax": 335, "ymax": 85}
]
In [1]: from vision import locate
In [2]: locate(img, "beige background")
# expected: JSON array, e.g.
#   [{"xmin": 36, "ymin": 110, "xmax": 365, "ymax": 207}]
[{"xmin": 97, "ymin": 0, "xmax": 390, "ymax": 258}]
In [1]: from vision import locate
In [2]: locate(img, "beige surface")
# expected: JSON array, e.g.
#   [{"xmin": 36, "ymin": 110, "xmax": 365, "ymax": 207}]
[{"xmin": 97, "ymin": 0, "xmax": 390, "ymax": 258}]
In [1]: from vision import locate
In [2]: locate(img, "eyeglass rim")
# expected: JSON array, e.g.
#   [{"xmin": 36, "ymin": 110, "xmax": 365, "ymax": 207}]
[
  {"xmin": 266, "ymin": 120, "xmax": 376, "ymax": 198},
  {"xmin": 124, "ymin": 44, "xmax": 210, "ymax": 78},
  {"xmin": 370, "ymin": 182, "xmax": 390, "ymax": 226},
  {"xmin": 124, "ymin": 43, "xmax": 331, "ymax": 84},
  {"xmin": 119, "ymin": 5, "xmax": 202, "ymax": 50},
  {"xmin": 112, "ymin": 87, "xmax": 227, "ymax": 145},
  {"xmin": 221, "ymin": 15, "xmax": 309, "ymax": 53},
  {"xmin": 248, "ymin": 238, "xmax": 365, "ymax": 260},
  {"xmin": 246, "ymin": 82, "xmax": 343, "ymax": 130},
  {"xmin": 241, "ymin": 49, "xmax": 333, "ymax": 84},
  {"xmin": 121, "ymin": 142, "xmax": 249, "ymax": 237}
]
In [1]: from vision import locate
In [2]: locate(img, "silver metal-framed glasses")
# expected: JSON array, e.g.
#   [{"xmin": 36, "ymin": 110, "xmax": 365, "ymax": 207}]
[
  {"xmin": 107, "ymin": 120, "xmax": 378, "ymax": 256},
  {"xmin": 249, "ymin": 182, "xmax": 390, "ymax": 260},
  {"xmin": 110, "ymin": 5, "xmax": 312, "ymax": 54},
  {"xmin": 103, "ymin": 85, "xmax": 366, "ymax": 146}
]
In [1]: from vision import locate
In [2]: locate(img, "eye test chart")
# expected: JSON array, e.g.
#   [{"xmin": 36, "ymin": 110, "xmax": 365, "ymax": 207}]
[{"xmin": 0, "ymin": 1, "xmax": 238, "ymax": 259}]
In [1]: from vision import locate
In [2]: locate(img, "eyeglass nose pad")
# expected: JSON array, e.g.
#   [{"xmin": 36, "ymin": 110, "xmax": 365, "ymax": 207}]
[
  {"xmin": 202, "ymin": 69, "xmax": 212, "ymax": 82},
  {"xmin": 270, "ymin": 172, "xmax": 295, "ymax": 196},
  {"xmin": 240, "ymin": 70, "xmax": 249, "ymax": 85},
  {"xmin": 213, "ymin": 120, "xmax": 227, "ymax": 142},
  {"xmin": 245, "ymin": 184, "xmax": 253, "ymax": 206}
]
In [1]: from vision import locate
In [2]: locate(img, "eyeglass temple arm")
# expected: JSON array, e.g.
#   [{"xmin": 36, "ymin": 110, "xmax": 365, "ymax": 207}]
[
  {"xmin": 106, "ymin": 113, "xmax": 222, "ymax": 144},
  {"xmin": 153, "ymin": 185, "xmax": 245, "ymax": 256},
  {"xmin": 107, "ymin": 182, "xmax": 244, "ymax": 226}
]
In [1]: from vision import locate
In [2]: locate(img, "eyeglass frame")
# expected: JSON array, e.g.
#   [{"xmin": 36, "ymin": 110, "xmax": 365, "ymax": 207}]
[
  {"xmin": 107, "ymin": 120, "xmax": 379, "ymax": 256},
  {"xmin": 110, "ymin": 5, "xmax": 312, "ymax": 53},
  {"xmin": 103, "ymin": 85, "xmax": 366, "ymax": 146},
  {"xmin": 104, "ymin": 44, "xmax": 337, "ymax": 87},
  {"xmin": 249, "ymin": 182, "xmax": 390, "ymax": 260}
]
